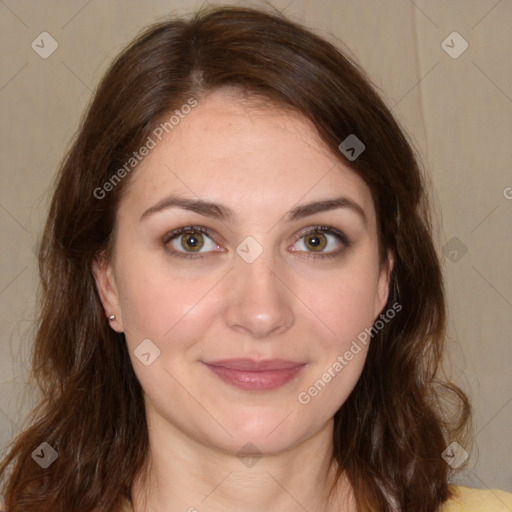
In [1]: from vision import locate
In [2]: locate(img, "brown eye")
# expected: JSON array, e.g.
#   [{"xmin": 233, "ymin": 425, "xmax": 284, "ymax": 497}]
[
  {"xmin": 164, "ymin": 226, "xmax": 222, "ymax": 258},
  {"xmin": 304, "ymin": 232, "xmax": 327, "ymax": 252},
  {"xmin": 180, "ymin": 231, "xmax": 204, "ymax": 252},
  {"xmin": 290, "ymin": 225, "xmax": 349, "ymax": 260}
]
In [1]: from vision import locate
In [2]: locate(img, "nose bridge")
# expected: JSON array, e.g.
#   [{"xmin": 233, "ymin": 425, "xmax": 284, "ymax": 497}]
[{"xmin": 223, "ymin": 246, "xmax": 295, "ymax": 338}]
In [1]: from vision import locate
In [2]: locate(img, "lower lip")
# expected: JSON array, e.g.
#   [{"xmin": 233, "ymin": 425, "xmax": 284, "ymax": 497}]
[{"xmin": 202, "ymin": 363, "xmax": 306, "ymax": 391}]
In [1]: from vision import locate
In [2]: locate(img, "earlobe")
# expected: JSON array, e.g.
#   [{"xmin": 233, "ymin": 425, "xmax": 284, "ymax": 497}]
[{"xmin": 91, "ymin": 254, "xmax": 123, "ymax": 331}]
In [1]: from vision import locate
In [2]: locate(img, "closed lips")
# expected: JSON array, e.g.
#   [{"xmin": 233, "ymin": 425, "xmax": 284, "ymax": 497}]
[{"xmin": 203, "ymin": 359, "xmax": 306, "ymax": 371}]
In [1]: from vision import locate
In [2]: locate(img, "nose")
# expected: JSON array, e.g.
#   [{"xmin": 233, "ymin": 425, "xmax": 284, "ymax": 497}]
[{"xmin": 223, "ymin": 251, "xmax": 295, "ymax": 339}]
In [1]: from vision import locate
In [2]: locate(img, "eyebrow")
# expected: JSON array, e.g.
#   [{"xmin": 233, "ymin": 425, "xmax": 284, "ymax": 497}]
[{"xmin": 139, "ymin": 194, "xmax": 367, "ymax": 227}]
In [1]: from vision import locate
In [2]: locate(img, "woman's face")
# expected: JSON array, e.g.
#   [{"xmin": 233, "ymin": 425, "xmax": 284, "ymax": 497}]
[{"xmin": 94, "ymin": 89, "xmax": 392, "ymax": 456}]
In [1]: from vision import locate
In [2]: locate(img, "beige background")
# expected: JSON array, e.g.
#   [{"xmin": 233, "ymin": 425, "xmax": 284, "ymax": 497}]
[{"xmin": 1, "ymin": 0, "xmax": 511, "ymax": 494}]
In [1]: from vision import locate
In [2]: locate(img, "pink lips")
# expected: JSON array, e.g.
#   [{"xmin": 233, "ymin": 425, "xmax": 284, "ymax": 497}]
[{"xmin": 202, "ymin": 358, "xmax": 307, "ymax": 391}]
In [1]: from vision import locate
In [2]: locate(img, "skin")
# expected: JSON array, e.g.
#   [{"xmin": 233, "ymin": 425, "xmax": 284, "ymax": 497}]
[{"xmin": 93, "ymin": 88, "xmax": 394, "ymax": 512}]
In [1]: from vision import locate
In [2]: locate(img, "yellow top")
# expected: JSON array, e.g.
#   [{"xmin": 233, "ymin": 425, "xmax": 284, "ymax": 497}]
[
  {"xmin": 115, "ymin": 485, "xmax": 512, "ymax": 511},
  {"xmin": 440, "ymin": 485, "xmax": 512, "ymax": 511}
]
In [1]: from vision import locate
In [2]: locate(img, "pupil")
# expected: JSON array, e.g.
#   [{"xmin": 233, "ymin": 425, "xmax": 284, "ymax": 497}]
[
  {"xmin": 306, "ymin": 233, "xmax": 326, "ymax": 251},
  {"xmin": 181, "ymin": 232, "xmax": 203, "ymax": 251}
]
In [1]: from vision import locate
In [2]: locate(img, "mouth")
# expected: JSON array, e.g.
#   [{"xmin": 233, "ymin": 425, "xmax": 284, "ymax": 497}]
[{"xmin": 202, "ymin": 358, "xmax": 307, "ymax": 391}]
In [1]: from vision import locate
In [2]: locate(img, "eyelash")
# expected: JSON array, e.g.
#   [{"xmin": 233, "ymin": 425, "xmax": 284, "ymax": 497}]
[{"xmin": 162, "ymin": 225, "xmax": 351, "ymax": 261}]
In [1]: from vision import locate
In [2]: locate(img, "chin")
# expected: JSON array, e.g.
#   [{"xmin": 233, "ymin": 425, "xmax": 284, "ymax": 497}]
[{"xmin": 201, "ymin": 412, "xmax": 311, "ymax": 456}]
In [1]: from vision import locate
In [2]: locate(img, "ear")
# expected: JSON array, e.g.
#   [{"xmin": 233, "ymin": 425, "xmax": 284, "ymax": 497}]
[
  {"xmin": 91, "ymin": 252, "xmax": 124, "ymax": 332},
  {"xmin": 374, "ymin": 248, "xmax": 395, "ymax": 319}
]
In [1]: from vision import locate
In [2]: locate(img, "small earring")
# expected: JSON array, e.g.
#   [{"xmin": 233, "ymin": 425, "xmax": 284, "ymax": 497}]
[{"xmin": 108, "ymin": 314, "xmax": 116, "ymax": 321}]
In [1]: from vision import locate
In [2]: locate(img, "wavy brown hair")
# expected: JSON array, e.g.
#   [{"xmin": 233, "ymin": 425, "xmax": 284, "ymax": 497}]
[{"xmin": 0, "ymin": 5, "xmax": 471, "ymax": 511}]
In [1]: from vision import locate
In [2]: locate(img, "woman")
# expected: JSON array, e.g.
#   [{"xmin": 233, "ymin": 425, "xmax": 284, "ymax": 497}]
[{"xmin": 1, "ymin": 5, "xmax": 510, "ymax": 512}]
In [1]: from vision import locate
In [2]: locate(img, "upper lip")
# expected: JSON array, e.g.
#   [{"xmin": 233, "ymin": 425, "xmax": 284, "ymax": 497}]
[{"xmin": 203, "ymin": 358, "xmax": 306, "ymax": 371}]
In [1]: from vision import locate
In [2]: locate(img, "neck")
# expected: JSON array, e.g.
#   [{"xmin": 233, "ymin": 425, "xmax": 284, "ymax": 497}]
[{"xmin": 130, "ymin": 409, "xmax": 354, "ymax": 512}]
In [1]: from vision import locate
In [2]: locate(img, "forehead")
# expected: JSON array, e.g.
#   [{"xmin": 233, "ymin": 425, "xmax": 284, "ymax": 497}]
[{"xmin": 118, "ymin": 89, "xmax": 375, "ymax": 226}]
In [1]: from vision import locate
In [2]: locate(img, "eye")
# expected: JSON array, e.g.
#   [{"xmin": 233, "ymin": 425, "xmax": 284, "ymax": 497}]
[
  {"xmin": 162, "ymin": 225, "xmax": 350, "ymax": 261},
  {"xmin": 290, "ymin": 226, "xmax": 350, "ymax": 260},
  {"xmin": 163, "ymin": 226, "xmax": 223, "ymax": 259}
]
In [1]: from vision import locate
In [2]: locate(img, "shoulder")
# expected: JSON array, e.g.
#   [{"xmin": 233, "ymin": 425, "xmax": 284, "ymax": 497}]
[{"xmin": 441, "ymin": 485, "xmax": 512, "ymax": 511}]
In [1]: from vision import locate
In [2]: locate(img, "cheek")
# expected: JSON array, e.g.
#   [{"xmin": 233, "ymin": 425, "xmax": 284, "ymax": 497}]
[
  {"xmin": 293, "ymin": 271, "xmax": 376, "ymax": 416},
  {"xmin": 293, "ymin": 262, "xmax": 380, "ymax": 347},
  {"xmin": 115, "ymin": 249, "xmax": 224, "ymax": 348}
]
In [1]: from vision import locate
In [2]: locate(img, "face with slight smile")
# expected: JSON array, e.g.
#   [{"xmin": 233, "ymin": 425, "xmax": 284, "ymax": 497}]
[{"xmin": 94, "ymin": 88, "xmax": 392, "ymax": 457}]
